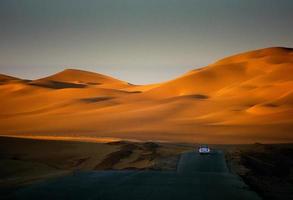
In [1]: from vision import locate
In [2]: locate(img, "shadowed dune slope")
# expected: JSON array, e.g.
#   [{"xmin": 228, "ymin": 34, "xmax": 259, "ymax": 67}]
[
  {"xmin": 0, "ymin": 74, "xmax": 21, "ymax": 84},
  {"xmin": 0, "ymin": 47, "xmax": 292, "ymax": 143}
]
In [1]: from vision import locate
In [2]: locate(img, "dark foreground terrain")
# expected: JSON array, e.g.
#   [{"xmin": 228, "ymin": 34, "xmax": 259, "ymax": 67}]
[
  {"xmin": 0, "ymin": 136, "xmax": 192, "ymax": 189},
  {"xmin": 225, "ymin": 143, "xmax": 293, "ymax": 200},
  {"xmin": 1, "ymin": 137, "xmax": 292, "ymax": 199},
  {"xmin": 3, "ymin": 150, "xmax": 261, "ymax": 200}
]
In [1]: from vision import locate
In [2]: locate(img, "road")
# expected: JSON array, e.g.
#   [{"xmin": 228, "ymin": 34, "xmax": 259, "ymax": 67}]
[{"xmin": 5, "ymin": 150, "xmax": 261, "ymax": 200}]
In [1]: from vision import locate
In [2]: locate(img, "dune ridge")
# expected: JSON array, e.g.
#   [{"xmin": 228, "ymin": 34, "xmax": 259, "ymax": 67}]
[{"xmin": 0, "ymin": 47, "xmax": 292, "ymax": 143}]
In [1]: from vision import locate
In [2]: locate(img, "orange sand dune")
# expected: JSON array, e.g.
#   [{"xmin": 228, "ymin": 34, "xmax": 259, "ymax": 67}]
[
  {"xmin": 0, "ymin": 47, "xmax": 292, "ymax": 143},
  {"xmin": 33, "ymin": 68, "xmax": 130, "ymax": 89},
  {"xmin": 0, "ymin": 74, "xmax": 20, "ymax": 81}
]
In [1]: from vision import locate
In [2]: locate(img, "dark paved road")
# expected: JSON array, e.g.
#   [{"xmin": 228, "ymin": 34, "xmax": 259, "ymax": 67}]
[{"xmin": 4, "ymin": 150, "xmax": 261, "ymax": 200}]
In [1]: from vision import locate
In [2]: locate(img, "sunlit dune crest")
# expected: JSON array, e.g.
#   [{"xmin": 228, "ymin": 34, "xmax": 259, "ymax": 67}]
[
  {"xmin": 32, "ymin": 68, "xmax": 130, "ymax": 89},
  {"xmin": 0, "ymin": 135, "xmax": 123, "ymax": 143},
  {"xmin": 0, "ymin": 47, "xmax": 292, "ymax": 144}
]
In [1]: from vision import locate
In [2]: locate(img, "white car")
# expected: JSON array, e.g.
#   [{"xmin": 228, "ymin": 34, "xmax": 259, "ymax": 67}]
[{"xmin": 198, "ymin": 145, "xmax": 210, "ymax": 154}]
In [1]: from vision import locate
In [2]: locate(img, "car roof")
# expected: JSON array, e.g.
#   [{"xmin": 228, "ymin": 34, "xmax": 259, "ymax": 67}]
[{"xmin": 199, "ymin": 145, "xmax": 209, "ymax": 147}]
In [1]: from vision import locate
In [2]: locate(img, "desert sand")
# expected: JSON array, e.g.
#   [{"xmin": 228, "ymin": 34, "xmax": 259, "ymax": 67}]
[
  {"xmin": 0, "ymin": 136, "xmax": 192, "ymax": 188},
  {"xmin": 0, "ymin": 47, "xmax": 292, "ymax": 143}
]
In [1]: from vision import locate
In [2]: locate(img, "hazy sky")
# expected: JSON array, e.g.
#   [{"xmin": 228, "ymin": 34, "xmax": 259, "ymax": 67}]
[{"xmin": 0, "ymin": 0, "xmax": 292, "ymax": 84}]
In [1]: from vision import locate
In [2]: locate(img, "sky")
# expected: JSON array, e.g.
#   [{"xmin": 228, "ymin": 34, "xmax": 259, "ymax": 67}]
[{"xmin": 0, "ymin": 0, "xmax": 292, "ymax": 84}]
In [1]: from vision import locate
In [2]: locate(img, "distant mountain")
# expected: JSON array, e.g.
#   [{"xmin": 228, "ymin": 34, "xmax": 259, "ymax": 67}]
[{"xmin": 0, "ymin": 47, "xmax": 292, "ymax": 143}]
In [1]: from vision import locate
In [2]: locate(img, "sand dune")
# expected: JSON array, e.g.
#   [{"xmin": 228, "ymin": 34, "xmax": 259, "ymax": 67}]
[
  {"xmin": 33, "ymin": 69, "xmax": 130, "ymax": 89},
  {"xmin": 0, "ymin": 74, "xmax": 21, "ymax": 83},
  {"xmin": 0, "ymin": 47, "xmax": 292, "ymax": 143}
]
